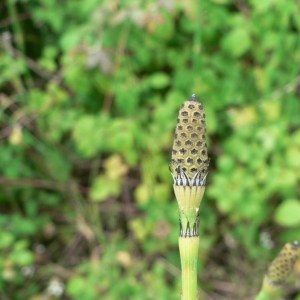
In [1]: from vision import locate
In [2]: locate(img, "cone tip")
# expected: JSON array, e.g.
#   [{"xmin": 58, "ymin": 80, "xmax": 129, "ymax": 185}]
[{"xmin": 190, "ymin": 94, "xmax": 198, "ymax": 101}]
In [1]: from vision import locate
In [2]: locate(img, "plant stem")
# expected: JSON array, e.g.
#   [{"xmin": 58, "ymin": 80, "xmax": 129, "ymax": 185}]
[
  {"xmin": 179, "ymin": 236, "xmax": 200, "ymax": 300},
  {"xmin": 170, "ymin": 96, "xmax": 209, "ymax": 299},
  {"xmin": 254, "ymin": 290, "xmax": 271, "ymax": 300}
]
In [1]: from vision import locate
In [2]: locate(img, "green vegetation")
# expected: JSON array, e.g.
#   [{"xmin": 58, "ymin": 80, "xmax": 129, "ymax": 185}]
[{"xmin": 1, "ymin": 0, "xmax": 300, "ymax": 299}]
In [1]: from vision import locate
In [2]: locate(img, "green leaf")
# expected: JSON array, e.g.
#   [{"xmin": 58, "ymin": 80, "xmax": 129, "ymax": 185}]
[
  {"xmin": 222, "ymin": 28, "xmax": 251, "ymax": 57},
  {"xmin": 149, "ymin": 72, "xmax": 171, "ymax": 89},
  {"xmin": 10, "ymin": 249, "xmax": 34, "ymax": 266},
  {"xmin": 90, "ymin": 176, "xmax": 121, "ymax": 202},
  {"xmin": 72, "ymin": 115, "xmax": 104, "ymax": 157},
  {"xmin": 274, "ymin": 199, "xmax": 300, "ymax": 227},
  {"xmin": 67, "ymin": 276, "xmax": 95, "ymax": 299},
  {"xmin": 0, "ymin": 232, "xmax": 14, "ymax": 249},
  {"xmin": 151, "ymin": 11, "xmax": 174, "ymax": 41}
]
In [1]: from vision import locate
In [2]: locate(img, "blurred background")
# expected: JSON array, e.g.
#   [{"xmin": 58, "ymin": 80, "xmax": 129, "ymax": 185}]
[{"xmin": 1, "ymin": 0, "xmax": 300, "ymax": 299}]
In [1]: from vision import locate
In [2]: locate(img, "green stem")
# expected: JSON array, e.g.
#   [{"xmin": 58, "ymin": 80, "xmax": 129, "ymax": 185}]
[
  {"xmin": 179, "ymin": 236, "xmax": 199, "ymax": 300},
  {"xmin": 6, "ymin": 0, "xmax": 34, "ymax": 89},
  {"xmin": 7, "ymin": 0, "xmax": 25, "ymax": 53},
  {"xmin": 174, "ymin": 185, "xmax": 205, "ymax": 299},
  {"xmin": 254, "ymin": 290, "xmax": 271, "ymax": 300},
  {"xmin": 254, "ymin": 282, "xmax": 281, "ymax": 300}
]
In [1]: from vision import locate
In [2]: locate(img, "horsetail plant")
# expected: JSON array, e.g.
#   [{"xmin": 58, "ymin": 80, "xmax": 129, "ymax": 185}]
[
  {"xmin": 170, "ymin": 94, "xmax": 209, "ymax": 300},
  {"xmin": 255, "ymin": 241, "xmax": 300, "ymax": 300}
]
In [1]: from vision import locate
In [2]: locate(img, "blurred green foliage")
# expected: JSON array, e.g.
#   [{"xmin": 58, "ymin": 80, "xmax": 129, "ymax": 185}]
[{"xmin": 0, "ymin": 0, "xmax": 300, "ymax": 299}]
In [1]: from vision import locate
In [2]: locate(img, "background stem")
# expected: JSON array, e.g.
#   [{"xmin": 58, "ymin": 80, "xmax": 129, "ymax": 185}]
[{"xmin": 254, "ymin": 289, "xmax": 272, "ymax": 300}]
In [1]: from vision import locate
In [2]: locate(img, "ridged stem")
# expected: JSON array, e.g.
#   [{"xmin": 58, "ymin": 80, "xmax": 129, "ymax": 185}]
[
  {"xmin": 175, "ymin": 185, "xmax": 204, "ymax": 299},
  {"xmin": 179, "ymin": 236, "xmax": 199, "ymax": 300}
]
